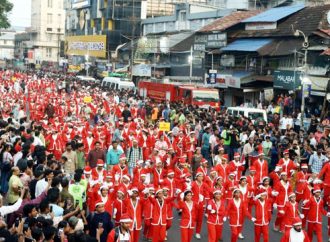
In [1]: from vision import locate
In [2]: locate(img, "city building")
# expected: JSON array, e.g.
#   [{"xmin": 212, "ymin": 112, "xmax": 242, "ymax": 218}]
[
  {"xmin": 27, "ymin": 0, "xmax": 65, "ymax": 66},
  {"xmin": 0, "ymin": 32, "xmax": 15, "ymax": 60}
]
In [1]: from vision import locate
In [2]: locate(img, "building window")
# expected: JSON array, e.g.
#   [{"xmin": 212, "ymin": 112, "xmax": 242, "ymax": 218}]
[
  {"xmin": 46, "ymin": 48, "xmax": 52, "ymax": 58},
  {"xmin": 47, "ymin": 34, "xmax": 52, "ymax": 41},
  {"xmin": 3, "ymin": 40, "xmax": 7, "ymax": 45},
  {"xmin": 48, "ymin": 0, "xmax": 52, "ymax": 8},
  {"xmin": 47, "ymin": 13, "xmax": 53, "ymax": 24}
]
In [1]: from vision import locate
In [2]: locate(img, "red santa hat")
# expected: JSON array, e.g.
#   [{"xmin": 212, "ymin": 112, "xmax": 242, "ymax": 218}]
[
  {"xmin": 234, "ymin": 152, "xmax": 240, "ymax": 158},
  {"xmin": 120, "ymin": 213, "xmax": 132, "ymax": 223},
  {"xmin": 262, "ymin": 176, "xmax": 270, "ymax": 182},
  {"xmin": 122, "ymin": 174, "xmax": 131, "ymax": 181},
  {"xmin": 218, "ymin": 146, "xmax": 224, "ymax": 151},
  {"xmin": 201, "ymin": 158, "xmax": 208, "ymax": 164},
  {"xmin": 288, "ymin": 192, "xmax": 296, "ymax": 198},
  {"xmin": 232, "ymin": 188, "xmax": 241, "ymax": 195},
  {"xmin": 84, "ymin": 166, "xmax": 92, "ymax": 174},
  {"xmin": 167, "ymin": 169, "xmax": 174, "ymax": 176},
  {"xmin": 283, "ymin": 149, "xmax": 289, "ymax": 155},
  {"xmin": 97, "ymin": 159, "xmax": 104, "ymax": 167},
  {"xmin": 210, "ymin": 168, "xmax": 217, "ymax": 174},
  {"xmin": 162, "ymin": 186, "xmax": 170, "ymax": 191},
  {"xmin": 229, "ymin": 172, "xmax": 236, "ymax": 177},
  {"xmin": 119, "ymin": 154, "xmax": 127, "ymax": 161},
  {"xmin": 280, "ymin": 172, "xmax": 287, "ymax": 176},
  {"xmin": 257, "ymin": 188, "xmax": 268, "ymax": 197},
  {"xmin": 258, "ymin": 152, "xmax": 264, "ymax": 156},
  {"xmin": 313, "ymin": 185, "xmax": 321, "ymax": 193},
  {"xmin": 292, "ymin": 217, "xmax": 302, "ymax": 226},
  {"xmin": 213, "ymin": 189, "xmax": 222, "ymax": 195},
  {"xmin": 99, "ymin": 185, "xmax": 109, "ymax": 191},
  {"xmin": 140, "ymin": 171, "xmax": 147, "ymax": 177},
  {"xmin": 222, "ymin": 154, "xmax": 228, "ymax": 160},
  {"xmin": 301, "ymin": 164, "xmax": 308, "ymax": 169},
  {"xmin": 148, "ymin": 184, "xmax": 155, "ymax": 191},
  {"xmin": 117, "ymin": 189, "xmax": 126, "ymax": 195},
  {"xmin": 155, "ymin": 188, "xmax": 163, "ymax": 195},
  {"xmin": 106, "ymin": 171, "xmax": 112, "ymax": 178},
  {"xmin": 240, "ymin": 176, "xmax": 247, "ymax": 181},
  {"xmin": 195, "ymin": 172, "xmax": 204, "ymax": 178},
  {"xmin": 249, "ymin": 166, "xmax": 256, "ymax": 172},
  {"xmin": 179, "ymin": 158, "xmax": 186, "ymax": 164},
  {"xmin": 216, "ymin": 176, "xmax": 223, "ymax": 182},
  {"xmin": 94, "ymin": 199, "xmax": 105, "ymax": 208},
  {"xmin": 137, "ymin": 159, "xmax": 144, "ymax": 165},
  {"xmin": 274, "ymin": 165, "xmax": 282, "ymax": 172},
  {"xmin": 131, "ymin": 187, "xmax": 139, "ymax": 193}
]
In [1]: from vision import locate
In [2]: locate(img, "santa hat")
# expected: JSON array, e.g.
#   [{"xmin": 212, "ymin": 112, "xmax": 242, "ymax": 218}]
[
  {"xmin": 222, "ymin": 154, "xmax": 228, "ymax": 160},
  {"xmin": 233, "ymin": 188, "xmax": 241, "ymax": 195},
  {"xmin": 137, "ymin": 160, "xmax": 144, "ymax": 165},
  {"xmin": 162, "ymin": 186, "xmax": 170, "ymax": 191},
  {"xmin": 97, "ymin": 159, "xmax": 104, "ymax": 167},
  {"xmin": 280, "ymin": 172, "xmax": 287, "ymax": 176},
  {"xmin": 182, "ymin": 173, "xmax": 191, "ymax": 179},
  {"xmin": 218, "ymin": 146, "xmax": 224, "ymax": 151},
  {"xmin": 155, "ymin": 188, "xmax": 163, "ymax": 195},
  {"xmin": 313, "ymin": 185, "xmax": 321, "ymax": 193},
  {"xmin": 283, "ymin": 149, "xmax": 289, "ymax": 155},
  {"xmin": 274, "ymin": 165, "xmax": 282, "ymax": 172},
  {"xmin": 288, "ymin": 192, "xmax": 296, "ymax": 198},
  {"xmin": 210, "ymin": 168, "xmax": 217, "ymax": 174},
  {"xmin": 95, "ymin": 199, "xmax": 105, "ymax": 208},
  {"xmin": 216, "ymin": 176, "xmax": 223, "ymax": 181},
  {"xmin": 229, "ymin": 172, "xmax": 236, "ymax": 177},
  {"xmin": 155, "ymin": 157, "xmax": 162, "ymax": 165},
  {"xmin": 131, "ymin": 187, "xmax": 139, "ymax": 193},
  {"xmin": 258, "ymin": 152, "xmax": 264, "ymax": 156},
  {"xmin": 120, "ymin": 214, "xmax": 132, "ymax": 223},
  {"xmin": 213, "ymin": 189, "xmax": 222, "ymax": 195},
  {"xmin": 117, "ymin": 189, "xmax": 126, "ymax": 195},
  {"xmin": 249, "ymin": 166, "xmax": 256, "ymax": 172},
  {"xmin": 106, "ymin": 172, "xmax": 112, "ymax": 178},
  {"xmin": 195, "ymin": 172, "xmax": 204, "ymax": 178},
  {"xmin": 119, "ymin": 154, "xmax": 127, "ymax": 160},
  {"xmin": 84, "ymin": 166, "xmax": 92, "ymax": 174},
  {"xmin": 257, "ymin": 188, "xmax": 268, "ymax": 197},
  {"xmin": 240, "ymin": 176, "xmax": 247, "ymax": 181},
  {"xmin": 201, "ymin": 158, "xmax": 208, "ymax": 164},
  {"xmin": 140, "ymin": 171, "xmax": 147, "ymax": 177},
  {"xmin": 234, "ymin": 152, "xmax": 240, "ymax": 158},
  {"xmin": 262, "ymin": 176, "xmax": 270, "ymax": 182},
  {"xmin": 167, "ymin": 169, "xmax": 174, "ymax": 176},
  {"xmin": 292, "ymin": 217, "xmax": 302, "ymax": 226},
  {"xmin": 99, "ymin": 185, "xmax": 109, "ymax": 191},
  {"xmin": 148, "ymin": 185, "xmax": 155, "ymax": 191},
  {"xmin": 122, "ymin": 174, "xmax": 131, "ymax": 181},
  {"xmin": 179, "ymin": 157, "xmax": 186, "ymax": 164},
  {"xmin": 301, "ymin": 164, "xmax": 308, "ymax": 169}
]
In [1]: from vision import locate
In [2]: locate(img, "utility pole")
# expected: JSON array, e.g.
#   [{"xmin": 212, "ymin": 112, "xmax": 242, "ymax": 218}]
[
  {"xmin": 130, "ymin": 0, "xmax": 135, "ymax": 82},
  {"xmin": 189, "ymin": 46, "xmax": 193, "ymax": 83}
]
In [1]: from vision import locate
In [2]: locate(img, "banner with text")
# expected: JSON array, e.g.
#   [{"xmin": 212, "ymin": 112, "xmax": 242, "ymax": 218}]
[{"xmin": 66, "ymin": 35, "xmax": 107, "ymax": 58}]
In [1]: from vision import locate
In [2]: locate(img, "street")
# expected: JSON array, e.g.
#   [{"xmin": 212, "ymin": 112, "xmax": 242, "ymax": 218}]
[{"xmin": 149, "ymin": 210, "xmax": 329, "ymax": 242}]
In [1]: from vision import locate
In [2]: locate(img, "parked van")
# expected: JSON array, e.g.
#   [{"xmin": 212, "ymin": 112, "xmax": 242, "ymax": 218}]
[
  {"xmin": 101, "ymin": 77, "xmax": 136, "ymax": 91},
  {"xmin": 226, "ymin": 107, "xmax": 268, "ymax": 123},
  {"xmin": 76, "ymin": 75, "xmax": 100, "ymax": 84}
]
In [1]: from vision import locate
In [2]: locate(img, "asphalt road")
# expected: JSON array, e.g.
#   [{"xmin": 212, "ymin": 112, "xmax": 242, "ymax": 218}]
[{"xmin": 141, "ymin": 210, "xmax": 329, "ymax": 242}]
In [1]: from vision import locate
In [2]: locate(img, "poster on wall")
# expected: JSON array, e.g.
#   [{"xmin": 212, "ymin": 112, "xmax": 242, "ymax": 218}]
[{"xmin": 72, "ymin": 0, "xmax": 90, "ymax": 9}]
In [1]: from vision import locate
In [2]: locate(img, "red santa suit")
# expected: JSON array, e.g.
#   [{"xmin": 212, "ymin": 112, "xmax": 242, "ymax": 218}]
[
  {"xmin": 224, "ymin": 174, "xmax": 237, "ymax": 201},
  {"xmin": 83, "ymin": 134, "xmax": 95, "ymax": 154},
  {"xmin": 124, "ymin": 192, "xmax": 144, "ymax": 242},
  {"xmin": 206, "ymin": 191, "xmax": 226, "ymax": 242},
  {"xmin": 304, "ymin": 186, "xmax": 328, "ymax": 242},
  {"xmin": 46, "ymin": 132, "xmax": 63, "ymax": 160},
  {"xmin": 318, "ymin": 160, "xmax": 330, "ymax": 198},
  {"xmin": 278, "ymin": 153, "xmax": 296, "ymax": 178},
  {"xmin": 113, "ymin": 195, "xmax": 127, "ymax": 226},
  {"xmin": 280, "ymin": 218, "xmax": 310, "ymax": 242},
  {"xmin": 279, "ymin": 196, "xmax": 300, "ymax": 232},
  {"xmin": 228, "ymin": 156, "xmax": 245, "ymax": 182},
  {"xmin": 253, "ymin": 193, "xmax": 271, "ymax": 242},
  {"xmin": 215, "ymin": 162, "xmax": 231, "ymax": 182},
  {"xmin": 226, "ymin": 195, "xmax": 252, "ymax": 242},
  {"xmin": 91, "ymin": 165, "xmax": 107, "ymax": 183},
  {"xmin": 149, "ymin": 194, "xmax": 169, "ymax": 242},
  {"xmin": 177, "ymin": 198, "xmax": 197, "ymax": 242},
  {"xmin": 253, "ymin": 156, "xmax": 268, "ymax": 183},
  {"xmin": 273, "ymin": 176, "xmax": 293, "ymax": 231},
  {"xmin": 295, "ymin": 167, "xmax": 309, "ymax": 202}
]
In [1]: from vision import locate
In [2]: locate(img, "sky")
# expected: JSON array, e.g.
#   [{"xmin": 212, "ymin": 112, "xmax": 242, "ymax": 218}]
[{"xmin": 8, "ymin": 0, "xmax": 31, "ymax": 28}]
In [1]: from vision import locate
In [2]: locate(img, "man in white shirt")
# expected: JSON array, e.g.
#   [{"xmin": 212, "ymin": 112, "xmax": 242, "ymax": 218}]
[
  {"xmin": 35, "ymin": 169, "xmax": 53, "ymax": 198},
  {"xmin": 0, "ymin": 187, "xmax": 24, "ymax": 217}
]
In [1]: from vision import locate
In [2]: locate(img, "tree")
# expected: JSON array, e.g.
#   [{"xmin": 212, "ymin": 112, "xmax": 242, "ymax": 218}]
[{"xmin": 0, "ymin": 0, "xmax": 14, "ymax": 29}]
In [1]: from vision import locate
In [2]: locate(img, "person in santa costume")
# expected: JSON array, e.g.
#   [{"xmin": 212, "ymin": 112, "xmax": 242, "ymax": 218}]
[
  {"xmin": 225, "ymin": 188, "xmax": 252, "ymax": 242},
  {"xmin": 206, "ymin": 189, "xmax": 226, "ymax": 242},
  {"xmin": 96, "ymin": 185, "xmax": 114, "ymax": 216},
  {"xmin": 318, "ymin": 158, "xmax": 330, "ymax": 198},
  {"xmin": 296, "ymin": 164, "xmax": 310, "ymax": 203},
  {"xmin": 273, "ymin": 172, "xmax": 293, "ymax": 232},
  {"xmin": 177, "ymin": 190, "xmax": 198, "ymax": 242},
  {"xmin": 46, "ymin": 129, "xmax": 63, "ymax": 160},
  {"xmin": 91, "ymin": 159, "xmax": 107, "ymax": 183},
  {"xmin": 280, "ymin": 217, "xmax": 310, "ymax": 242},
  {"xmin": 303, "ymin": 185, "xmax": 330, "ymax": 242},
  {"xmin": 246, "ymin": 166, "xmax": 258, "ymax": 191},
  {"xmin": 162, "ymin": 169, "xmax": 178, "ymax": 198},
  {"xmin": 238, "ymin": 176, "xmax": 253, "ymax": 234},
  {"xmin": 142, "ymin": 185, "xmax": 155, "ymax": 241},
  {"xmin": 253, "ymin": 152, "xmax": 268, "ymax": 183},
  {"xmin": 148, "ymin": 188, "xmax": 169, "ymax": 242},
  {"xmin": 228, "ymin": 152, "xmax": 245, "ymax": 182},
  {"xmin": 252, "ymin": 189, "xmax": 271, "ymax": 242},
  {"xmin": 113, "ymin": 189, "xmax": 127, "ymax": 227},
  {"xmin": 112, "ymin": 154, "xmax": 129, "ymax": 182},
  {"xmin": 191, "ymin": 172, "xmax": 209, "ymax": 239},
  {"xmin": 224, "ymin": 172, "xmax": 237, "ymax": 202},
  {"xmin": 214, "ymin": 153, "xmax": 230, "ymax": 182},
  {"xmin": 279, "ymin": 193, "xmax": 302, "ymax": 232},
  {"xmin": 269, "ymin": 165, "xmax": 283, "ymax": 186},
  {"xmin": 278, "ymin": 149, "xmax": 297, "ymax": 178},
  {"xmin": 124, "ymin": 187, "xmax": 144, "ymax": 242},
  {"xmin": 107, "ymin": 213, "xmax": 133, "ymax": 242}
]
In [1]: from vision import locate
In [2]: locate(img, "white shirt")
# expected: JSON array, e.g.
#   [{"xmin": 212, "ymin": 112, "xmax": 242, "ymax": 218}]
[
  {"xmin": 13, "ymin": 152, "xmax": 23, "ymax": 166},
  {"xmin": 35, "ymin": 178, "xmax": 48, "ymax": 198},
  {"xmin": 33, "ymin": 136, "xmax": 44, "ymax": 146},
  {"xmin": 289, "ymin": 228, "xmax": 304, "ymax": 242},
  {"xmin": 0, "ymin": 198, "xmax": 22, "ymax": 217}
]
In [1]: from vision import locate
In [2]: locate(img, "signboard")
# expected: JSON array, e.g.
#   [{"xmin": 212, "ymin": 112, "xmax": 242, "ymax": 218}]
[
  {"xmin": 273, "ymin": 70, "xmax": 302, "ymax": 90},
  {"xmin": 83, "ymin": 96, "xmax": 92, "ymax": 103},
  {"xmin": 214, "ymin": 74, "xmax": 227, "ymax": 88},
  {"xmin": 72, "ymin": 0, "xmax": 90, "ymax": 9},
  {"xmin": 132, "ymin": 64, "xmax": 151, "ymax": 77},
  {"xmin": 194, "ymin": 33, "xmax": 227, "ymax": 50},
  {"xmin": 245, "ymin": 22, "xmax": 277, "ymax": 30},
  {"xmin": 159, "ymin": 122, "xmax": 171, "ymax": 132},
  {"xmin": 66, "ymin": 35, "xmax": 106, "ymax": 58},
  {"xmin": 207, "ymin": 70, "xmax": 217, "ymax": 84}
]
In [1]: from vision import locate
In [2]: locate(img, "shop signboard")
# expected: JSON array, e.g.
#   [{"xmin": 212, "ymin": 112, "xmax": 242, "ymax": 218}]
[
  {"xmin": 66, "ymin": 35, "xmax": 107, "ymax": 58},
  {"xmin": 72, "ymin": 0, "xmax": 90, "ymax": 9},
  {"xmin": 273, "ymin": 70, "xmax": 302, "ymax": 90}
]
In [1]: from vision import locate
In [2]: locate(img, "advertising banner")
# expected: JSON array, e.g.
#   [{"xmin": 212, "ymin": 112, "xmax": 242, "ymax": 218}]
[{"xmin": 66, "ymin": 35, "xmax": 107, "ymax": 58}]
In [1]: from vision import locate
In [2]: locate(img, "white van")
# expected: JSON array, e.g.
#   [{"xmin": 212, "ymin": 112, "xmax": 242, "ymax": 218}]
[
  {"xmin": 226, "ymin": 107, "xmax": 268, "ymax": 123},
  {"xmin": 76, "ymin": 76, "xmax": 100, "ymax": 84},
  {"xmin": 101, "ymin": 77, "xmax": 135, "ymax": 91}
]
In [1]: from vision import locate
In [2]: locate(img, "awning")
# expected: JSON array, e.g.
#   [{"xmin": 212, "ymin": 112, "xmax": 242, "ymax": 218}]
[
  {"xmin": 258, "ymin": 39, "xmax": 303, "ymax": 56},
  {"xmin": 221, "ymin": 39, "xmax": 273, "ymax": 52}
]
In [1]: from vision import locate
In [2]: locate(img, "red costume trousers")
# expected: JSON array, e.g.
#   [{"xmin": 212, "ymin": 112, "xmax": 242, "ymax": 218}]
[
  {"xmin": 230, "ymin": 225, "xmax": 242, "ymax": 242},
  {"xmin": 152, "ymin": 224, "xmax": 166, "ymax": 242},
  {"xmin": 195, "ymin": 204, "xmax": 204, "ymax": 234},
  {"xmin": 254, "ymin": 225, "xmax": 269, "ymax": 242},
  {"xmin": 131, "ymin": 229, "xmax": 140, "ymax": 242},
  {"xmin": 207, "ymin": 224, "xmax": 223, "ymax": 242},
  {"xmin": 181, "ymin": 228, "xmax": 194, "ymax": 242},
  {"xmin": 166, "ymin": 219, "xmax": 172, "ymax": 230},
  {"xmin": 301, "ymin": 208, "xmax": 309, "ymax": 229},
  {"xmin": 143, "ymin": 219, "xmax": 152, "ymax": 239},
  {"xmin": 307, "ymin": 222, "xmax": 322, "ymax": 242}
]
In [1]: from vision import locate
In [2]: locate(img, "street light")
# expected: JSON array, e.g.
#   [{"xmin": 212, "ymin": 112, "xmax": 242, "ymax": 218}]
[{"xmin": 294, "ymin": 29, "xmax": 309, "ymax": 128}]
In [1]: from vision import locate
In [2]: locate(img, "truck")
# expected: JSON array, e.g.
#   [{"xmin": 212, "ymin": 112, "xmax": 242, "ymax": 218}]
[{"xmin": 138, "ymin": 81, "xmax": 220, "ymax": 109}]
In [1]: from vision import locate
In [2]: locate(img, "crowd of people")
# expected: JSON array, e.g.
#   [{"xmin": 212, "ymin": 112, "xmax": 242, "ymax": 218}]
[{"xmin": 0, "ymin": 69, "xmax": 329, "ymax": 242}]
